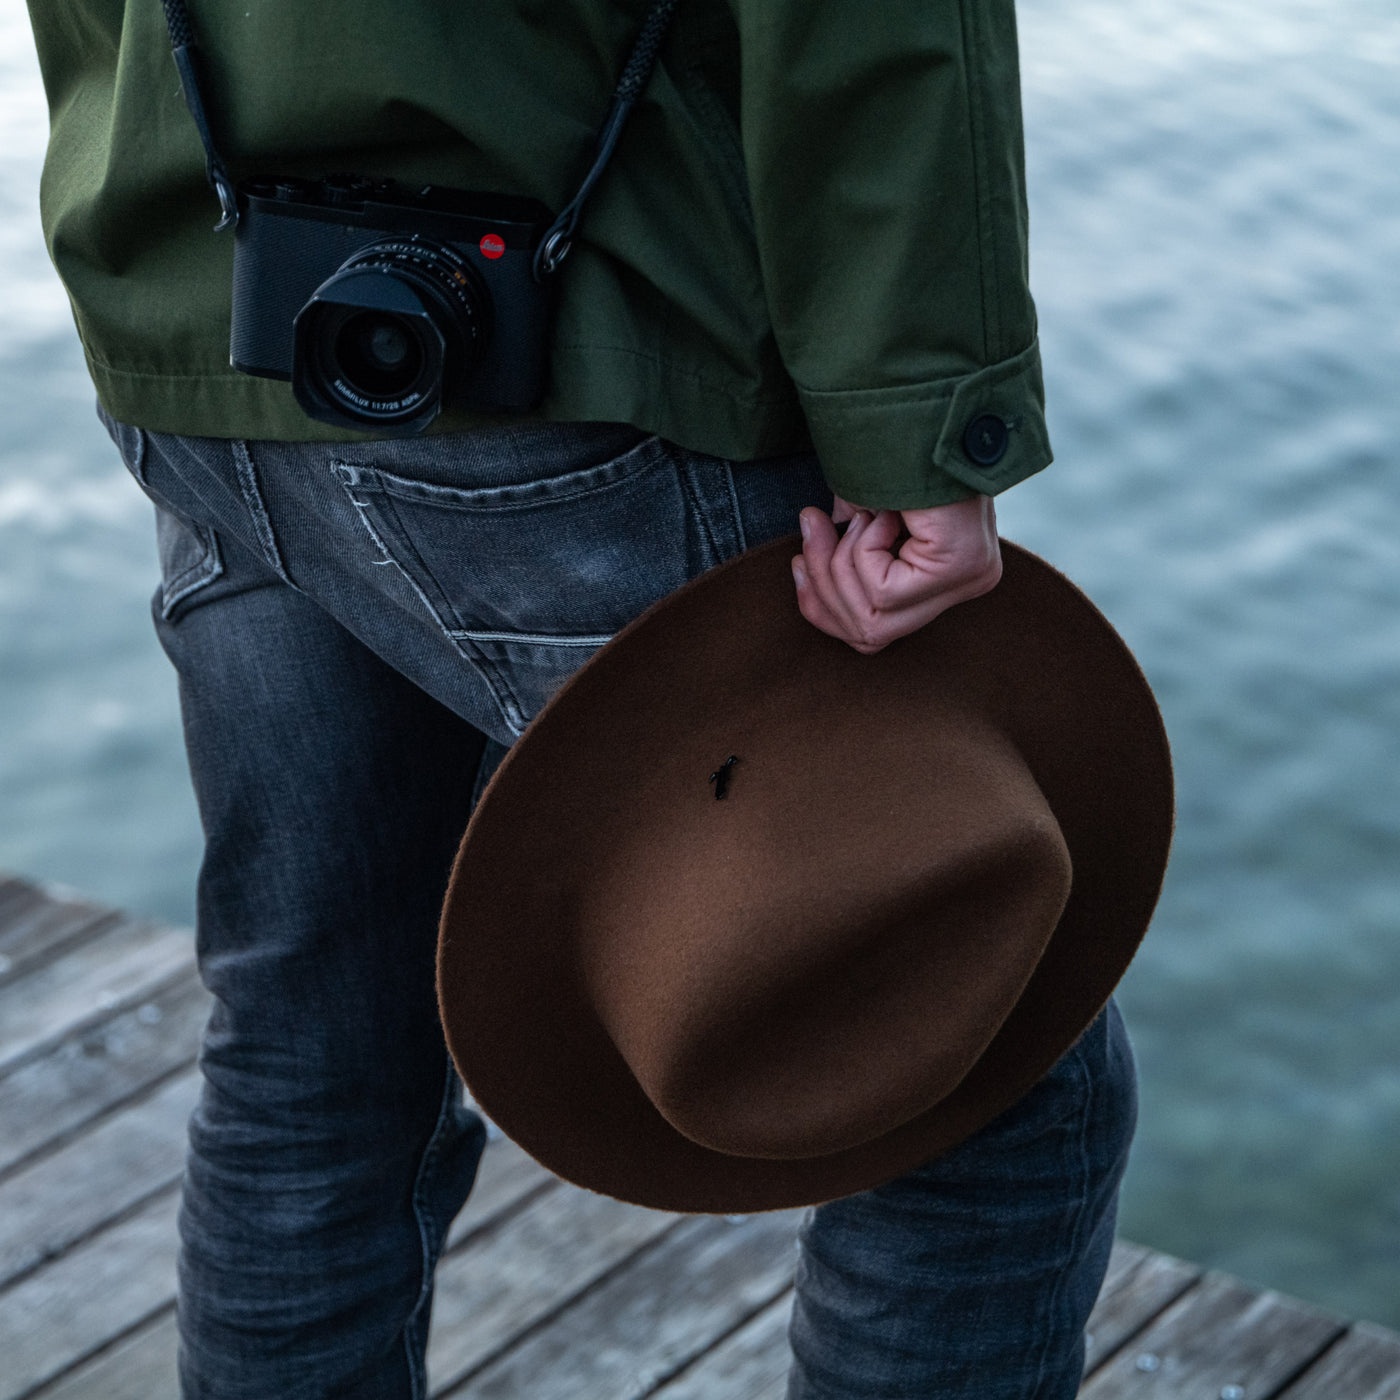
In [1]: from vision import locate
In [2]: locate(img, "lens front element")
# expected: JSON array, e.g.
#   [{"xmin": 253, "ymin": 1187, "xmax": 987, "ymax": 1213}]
[{"xmin": 335, "ymin": 314, "xmax": 424, "ymax": 399}]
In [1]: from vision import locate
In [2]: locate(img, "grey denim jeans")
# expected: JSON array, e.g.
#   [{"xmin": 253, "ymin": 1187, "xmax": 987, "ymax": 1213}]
[{"xmin": 102, "ymin": 410, "xmax": 1136, "ymax": 1399}]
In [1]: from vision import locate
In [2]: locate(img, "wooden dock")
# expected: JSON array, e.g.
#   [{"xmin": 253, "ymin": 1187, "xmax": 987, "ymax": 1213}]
[{"xmin": 2, "ymin": 870, "xmax": 1398, "ymax": 1399}]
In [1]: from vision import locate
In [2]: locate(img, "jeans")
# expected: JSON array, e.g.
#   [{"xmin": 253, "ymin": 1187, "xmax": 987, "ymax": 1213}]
[{"xmin": 102, "ymin": 410, "xmax": 1137, "ymax": 1399}]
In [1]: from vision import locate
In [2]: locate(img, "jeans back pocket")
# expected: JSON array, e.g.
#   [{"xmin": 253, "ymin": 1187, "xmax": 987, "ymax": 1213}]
[{"xmin": 333, "ymin": 434, "xmax": 715, "ymax": 731}]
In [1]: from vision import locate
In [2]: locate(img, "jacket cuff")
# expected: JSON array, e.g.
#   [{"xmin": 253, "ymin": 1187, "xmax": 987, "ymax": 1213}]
[{"xmin": 795, "ymin": 340, "xmax": 1053, "ymax": 511}]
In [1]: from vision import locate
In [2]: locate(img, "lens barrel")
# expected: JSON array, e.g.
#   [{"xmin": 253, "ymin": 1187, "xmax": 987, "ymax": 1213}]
[{"xmin": 292, "ymin": 237, "xmax": 492, "ymax": 432}]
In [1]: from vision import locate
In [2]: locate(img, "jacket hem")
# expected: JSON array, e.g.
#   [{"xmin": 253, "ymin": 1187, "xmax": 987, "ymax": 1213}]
[{"xmin": 84, "ymin": 344, "xmax": 814, "ymax": 466}]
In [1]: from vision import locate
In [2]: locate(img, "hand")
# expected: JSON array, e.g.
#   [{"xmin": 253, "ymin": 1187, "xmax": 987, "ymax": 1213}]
[{"xmin": 791, "ymin": 493, "xmax": 1003, "ymax": 654}]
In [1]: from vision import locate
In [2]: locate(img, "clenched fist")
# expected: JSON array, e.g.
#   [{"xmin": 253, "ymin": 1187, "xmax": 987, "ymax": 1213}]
[{"xmin": 791, "ymin": 493, "xmax": 1003, "ymax": 654}]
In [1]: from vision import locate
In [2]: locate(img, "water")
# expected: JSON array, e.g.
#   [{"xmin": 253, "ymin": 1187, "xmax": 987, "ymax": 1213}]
[{"xmin": 2, "ymin": 0, "xmax": 1399, "ymax": 1328}]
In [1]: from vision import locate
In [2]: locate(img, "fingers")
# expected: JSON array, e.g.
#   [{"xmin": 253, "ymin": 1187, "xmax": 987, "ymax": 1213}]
[
  {"xmin": 793, "ymin": 507, "xmax": 895, "ymax": 654},
  {"xmin": 792, "ymin": 498, "xmax": 1003, "ymax": 654},
  {"xmin": 791, "ymin": 509, "xmax": 844, "ymax": 641},
  {"xmin": 837, "ymin": 506, "xmax": 904, "ymax": 612}
]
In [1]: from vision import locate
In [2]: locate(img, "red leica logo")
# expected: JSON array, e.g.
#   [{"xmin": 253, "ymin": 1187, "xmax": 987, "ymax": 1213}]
[{"xmin": 479, "ymin": 234, "xmax": 506, "ymax": 260}]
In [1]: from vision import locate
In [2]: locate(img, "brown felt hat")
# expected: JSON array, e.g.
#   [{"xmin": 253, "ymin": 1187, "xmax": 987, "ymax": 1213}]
[{"xmin": 437, "ymin": 536, "xmax": 1172, "ymax": 1213}]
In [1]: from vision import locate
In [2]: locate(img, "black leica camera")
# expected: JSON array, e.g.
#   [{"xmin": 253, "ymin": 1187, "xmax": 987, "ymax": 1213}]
[{"xmin": 230, "ymin": 175, "xmax": 555, "ymax": 433}]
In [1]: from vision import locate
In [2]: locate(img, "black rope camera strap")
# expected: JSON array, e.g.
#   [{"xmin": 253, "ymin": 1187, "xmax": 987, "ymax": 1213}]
[
  {"xmin": 159, "ymin": 0, "xmax": 681, "ymax": 278},
  {"xmin": 160, "ymin": 0, "xmax": 238, "ymax": 231},
  {"xmin": 532, "ymin": 0, "xmax": 679, "ymax": 278}
]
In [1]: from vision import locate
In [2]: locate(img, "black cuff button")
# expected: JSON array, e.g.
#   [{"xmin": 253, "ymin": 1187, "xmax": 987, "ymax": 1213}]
[{"xmin": 963, "ymin": 414, "xmax": 1010, "ymax": 467}]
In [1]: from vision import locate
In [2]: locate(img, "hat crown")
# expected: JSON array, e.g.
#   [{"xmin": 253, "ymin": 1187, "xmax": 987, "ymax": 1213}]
[{"xmin": 577, "ymin": 724, "xmax": 1073, "ymax": 1160}]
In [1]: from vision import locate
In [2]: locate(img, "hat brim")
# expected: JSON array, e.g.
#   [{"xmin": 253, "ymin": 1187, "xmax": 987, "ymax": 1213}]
[{"xmin": 437, "ymin": 538, "xmax": 1172, "ymax": 1213}]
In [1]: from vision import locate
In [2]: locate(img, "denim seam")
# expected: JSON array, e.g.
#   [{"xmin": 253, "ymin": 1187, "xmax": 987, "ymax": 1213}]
[
  {"xmin": 337, "ymin": 437, "xmax": 666, "ymax": 513},
  {"xmin": 161, "ymin": 527, "xmax": 224, "ymax": 619},
  {"xmin": 367, "ymin": 463, "xmax": 662, "ymax": 511},
  {"xmin": 341, "ymin": 486, "xmax": 438, "ymax": 609},
  {"xmin": 372, "ymin": 483, "xmax": 532, "ymax": 731},
  {"xmin": 349, "ymin": 480, "xmax": 467, "ymax": 629},
  {"xmin": 230, "ymin": 441, "xmax": 292, "ymax": 585},
  {"xmin": 1028, "ymin": 1037, "xmax": 1096, "ymax": 1398},
  {"xmin": 723, "ymin": 460, "xmax": 749, "ymax": 554},
  {"xmin": 453, "ymin": 639, "xmax": 529, "ymax": 735},
  {"xmin": 336, "ymin": 473, "xmax": 529, "ymax": 734},
  {"xmin": 448, "ymin": 629, "xmax": 615, "ymax": 648},
  {"xmin": 402, "ymin": 1055, "xmax": 459, "ymax": 1400},
  {"xmin": 128, "ymin": 424, "xmax": 149, "ymax": 486},
  {"xmin": 678, "ymin": 458, "xmax": 724, "ymax": 570}
]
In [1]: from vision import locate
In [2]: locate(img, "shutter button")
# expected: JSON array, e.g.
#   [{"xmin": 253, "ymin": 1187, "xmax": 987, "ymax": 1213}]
[{"xmin": 963, "ymin": 414, "xmax": 1010, "ymax": 467}]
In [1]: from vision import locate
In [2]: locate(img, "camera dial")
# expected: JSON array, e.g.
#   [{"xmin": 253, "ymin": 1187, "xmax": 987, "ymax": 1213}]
[{"xmin": 292, "ymin": 237, "xmax": 492, "ymax": 433}]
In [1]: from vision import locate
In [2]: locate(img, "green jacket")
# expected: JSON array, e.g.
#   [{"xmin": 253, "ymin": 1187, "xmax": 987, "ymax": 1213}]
[{"xmin": 26, "ymin": 0, "xmax": 1050, "ymax": 509}]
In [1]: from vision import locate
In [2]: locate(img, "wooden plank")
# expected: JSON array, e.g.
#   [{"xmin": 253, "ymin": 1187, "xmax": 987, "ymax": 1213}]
[
  {"xmin": 1080, "ymin": 1272, "xmax": 1347, "ymax": 1400},
  {"xmin": 29, "ymin": 1312, "xmax": 179, "ymax": 1400},
  {"xmin": 0, "ymin": 877, "xmax": 113, "ymax": 957},
  {"xmin": 1277, "ymin": 1323, "xmax": 1400, "ymax": 1400},
  {"xmin": 0, "ymin": 1188, "xmax": 180, "ymax": 1400},
  {"xmin": 0, "ymin": 876, "xmax": 36, "ymax": 923},
  {"xmin": 0, "ymin": 876, "xmax": 51, "ymax": 939},
  {"xmin": 0, "ymin": 969, "xmax": 208, "ymax": 1178},
  {"xmin": 747, "ymin": 1378, "xmax": 786, "ymax": 1400},
  {"xmin": 18, "ymin": 1136, "xmax": 554, "ymax": 1400},
  {"xmin": 0, "ymin": 1068, "xmax": 197, "ymax": 1288},
  {"xmin": 629, "ymin": 1285, "xmax": 793, "ymax": 1400},
  {"xmin": 0, "ymin": 887, "xmax": 123, "ymax": 989},
  {"xmin": 426, "ymin": 1186, "xmax": 683, "ymax": 1392},
  {"xmin": 0, "ymin": 879, "xmax": 49, "ymax": 951},
  {"xmin": 1085, "ymin": 1240, "xmax": 1203, "ymax": 1374},
  {"xmin": 442, "ymin": 1209, "xmax": 801, "ymax": 1398},
  {"xmin": 0, "ymin": 915, "xmax": 195, "ymax": 1076}
]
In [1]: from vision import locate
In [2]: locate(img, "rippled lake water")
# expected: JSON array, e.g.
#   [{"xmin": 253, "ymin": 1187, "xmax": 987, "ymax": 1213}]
[{"xmin": 2, "ymin": 0, "xmax": 1398, "ymax": 1328}]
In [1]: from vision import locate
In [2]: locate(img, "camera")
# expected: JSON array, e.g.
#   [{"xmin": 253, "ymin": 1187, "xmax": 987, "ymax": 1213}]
[{"xmin": 230, "ymin": 175, "xmax": 556, "ymax": 433}]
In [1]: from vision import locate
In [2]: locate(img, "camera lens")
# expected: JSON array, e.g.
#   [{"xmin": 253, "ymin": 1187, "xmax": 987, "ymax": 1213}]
[
  {"xmin": 333, "ymin": 313, "xmax": 424, "ymax": 399},
  {"xmin": 292, "ymin": 237, "xmax": 491, "ymax": 432}
]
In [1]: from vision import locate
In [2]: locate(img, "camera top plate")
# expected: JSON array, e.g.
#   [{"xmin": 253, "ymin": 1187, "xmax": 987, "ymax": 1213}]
[{"xmin": 238, "ymin": 176, "xmax": 554, "ymax": 250}]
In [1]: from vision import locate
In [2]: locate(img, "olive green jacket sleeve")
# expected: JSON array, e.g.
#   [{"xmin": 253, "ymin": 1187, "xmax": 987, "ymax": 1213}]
[{"xmin": 726, "ymin": 0, "xmax": 1050, "ymax": 508}]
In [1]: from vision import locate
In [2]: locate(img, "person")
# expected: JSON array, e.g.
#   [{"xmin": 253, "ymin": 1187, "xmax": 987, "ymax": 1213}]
[{"xmin": 23, "ymin": 0, "xmax": 1136, "ymax": 1395}]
